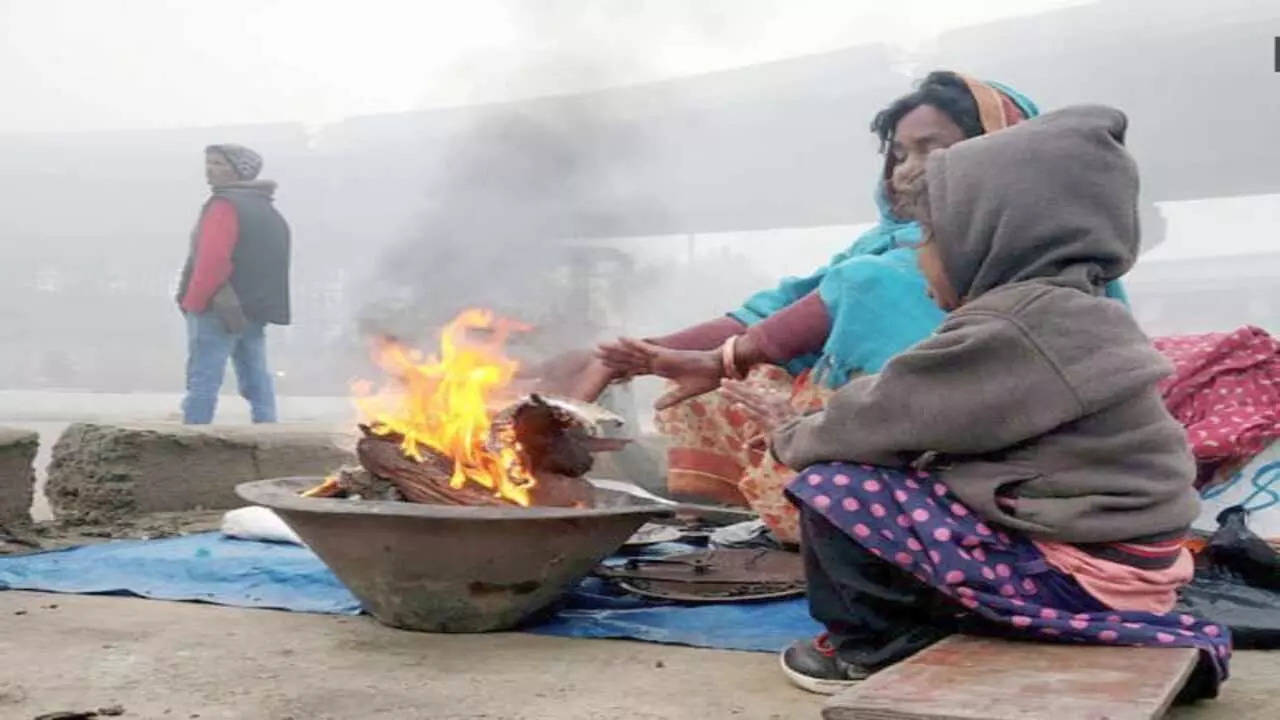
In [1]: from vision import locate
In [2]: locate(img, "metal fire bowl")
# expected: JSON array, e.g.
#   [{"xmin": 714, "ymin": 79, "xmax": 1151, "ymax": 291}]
[{"xmin": 236, "ymin": 476, "xmax": 672, "ymax": 633}]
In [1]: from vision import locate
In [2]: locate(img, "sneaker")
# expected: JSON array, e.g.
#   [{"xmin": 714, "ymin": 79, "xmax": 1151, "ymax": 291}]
[{"xmin": 779, "ymin": 633, "xmax": 872, "ymax": 695}]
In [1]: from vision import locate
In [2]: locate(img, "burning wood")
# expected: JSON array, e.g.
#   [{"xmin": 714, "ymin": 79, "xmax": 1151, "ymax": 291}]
[
  {"xmin": 357, "ymin": 418, "xmax": 597, "ymax": 508},
  {"xmin": 299, "ymin": 464, "xmax": 401, "ymax": 501},
  {"xmin": 304, "ymin": 310, "xmax": 624, "ymax": 509}
]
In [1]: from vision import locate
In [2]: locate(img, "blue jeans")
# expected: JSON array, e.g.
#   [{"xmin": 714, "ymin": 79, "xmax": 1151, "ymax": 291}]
[{"xmin": 182, "ymin": 312, "xmax": 278, "ymax": 424}]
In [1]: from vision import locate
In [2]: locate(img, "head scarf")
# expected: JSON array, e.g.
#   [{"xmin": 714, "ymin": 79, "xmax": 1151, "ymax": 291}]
[
  {"xmin": 206, "ymin": 143, "xmax": 264, "ymax": 181},
  {"xmin": 960, "ymin": 76, "xmax": 1039, "ymax": 133}
]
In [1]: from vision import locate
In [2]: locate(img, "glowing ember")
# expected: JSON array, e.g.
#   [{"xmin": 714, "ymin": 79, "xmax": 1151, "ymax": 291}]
[{"xmin": 353, "ymin": 309, "xmax": 536, "ymax": 506}]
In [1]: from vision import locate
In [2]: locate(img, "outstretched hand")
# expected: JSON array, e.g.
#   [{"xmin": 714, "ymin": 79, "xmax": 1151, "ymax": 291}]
[
  {"xmin": 596, "ymin": 337, "xmax": 655, "ymax": 377},
  {"xmin": 598, "ymin": 338, "xmax": 724, "ymax": 410}
]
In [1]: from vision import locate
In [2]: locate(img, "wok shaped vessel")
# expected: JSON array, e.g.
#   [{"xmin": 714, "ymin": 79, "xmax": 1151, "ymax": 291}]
[{"xmin": 237, "ymin": 476, "xmax": 670, "ymax": 632}]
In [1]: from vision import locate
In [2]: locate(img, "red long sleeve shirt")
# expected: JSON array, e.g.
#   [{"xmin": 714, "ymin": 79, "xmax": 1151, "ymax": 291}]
[
  {"xmin": 180, "ymin": 198, "xmax": 239, "ymax": 313},
  {"xmin": 648, "ymin": 316, "xmax": 745, "ymax": 350},
  {"xmin": 745, "ymin": 291, "xmax": 831, "ymax": 363},
  {"xmin": 648, "ymin": 292, "xmax": 831, "ymax": 365}
]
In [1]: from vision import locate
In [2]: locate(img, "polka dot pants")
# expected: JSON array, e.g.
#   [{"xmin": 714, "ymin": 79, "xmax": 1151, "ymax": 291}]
[{"xmin": 787, "ymin": 462, "xmax": 1230, "ymax": 693}]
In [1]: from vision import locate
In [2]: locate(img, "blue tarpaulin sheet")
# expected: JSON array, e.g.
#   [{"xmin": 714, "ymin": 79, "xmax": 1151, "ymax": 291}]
[{"xmin": 0, "ymin": 533, "xmax": 819, "ymax": 653}]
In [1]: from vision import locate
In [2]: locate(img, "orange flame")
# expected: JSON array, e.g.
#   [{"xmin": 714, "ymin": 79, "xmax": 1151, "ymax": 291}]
[{"xmin": 353, "ymin": 309, "xmax": 536, "ymax": 506}]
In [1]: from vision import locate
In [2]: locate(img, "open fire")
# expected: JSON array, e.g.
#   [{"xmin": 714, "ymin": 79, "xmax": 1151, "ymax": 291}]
[
  {"xmin": 305, "ymin": 309, "xmax": 617, "ymax": 508},
  {"xmin": 354, "ymin": 308, "xmax": 537, "ymax": 506}
]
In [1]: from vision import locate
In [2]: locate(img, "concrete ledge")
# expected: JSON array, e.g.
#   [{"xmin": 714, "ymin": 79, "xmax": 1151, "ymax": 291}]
[
  {"xmin": 0, "ymin": 426, "xmax": 38, "ymax": 526},
  {"xmin": 46, "ymin": 423, "xmax": 356, "ymax": 523}
]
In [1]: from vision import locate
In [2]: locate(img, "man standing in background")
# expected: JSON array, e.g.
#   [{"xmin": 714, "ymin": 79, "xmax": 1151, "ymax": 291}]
[{"xmin": 176, "ymin": 144, "xmax": 291, "ymax": 424}]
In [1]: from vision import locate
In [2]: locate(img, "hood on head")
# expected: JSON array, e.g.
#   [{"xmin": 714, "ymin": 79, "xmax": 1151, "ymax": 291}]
[{"xmin": 923, "ymin": 105, "xmax": 1139, "ymax": 300}]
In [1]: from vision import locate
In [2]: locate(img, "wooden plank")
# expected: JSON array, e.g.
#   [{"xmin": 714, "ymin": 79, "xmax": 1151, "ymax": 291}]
[{"xmin": 824, "ymin": 635, "xmax": 1198, "ymax": 720}]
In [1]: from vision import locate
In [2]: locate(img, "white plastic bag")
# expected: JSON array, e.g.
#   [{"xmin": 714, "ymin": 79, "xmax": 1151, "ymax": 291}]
[
  {"xmin": 220, "ymin": 506, "xmax": 304, "ymax": 545},
  {"xmin": 1194, "ymin": 440, "xmax": 1280, "ymax": 542}
]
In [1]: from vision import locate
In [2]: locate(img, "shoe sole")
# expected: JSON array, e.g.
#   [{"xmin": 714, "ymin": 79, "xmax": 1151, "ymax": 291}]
[{"xmin": 778, "ymin": 651, "xmax": 861, "ymax": 696}]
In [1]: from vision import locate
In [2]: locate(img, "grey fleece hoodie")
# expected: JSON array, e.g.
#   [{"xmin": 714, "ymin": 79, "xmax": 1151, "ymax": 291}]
[{"xmin": 772, "ymin": 105, "xmax": 1199, "ymax": 544}]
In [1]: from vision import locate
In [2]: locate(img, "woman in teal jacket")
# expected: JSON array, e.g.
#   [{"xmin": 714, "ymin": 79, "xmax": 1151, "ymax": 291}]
[{"xmin": 564, "ymin": 72, "xmax": 1128, "ymax": 541}]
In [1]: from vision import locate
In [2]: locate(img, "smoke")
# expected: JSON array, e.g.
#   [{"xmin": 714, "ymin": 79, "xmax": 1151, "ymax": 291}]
[
  {"xmin": 352, "ymin": 1, "xmax": 699, "ymax": 360},
  {"xmin": 349, "ymin": 1, "xmax": 860, "ymax": 362},
  {"xmin": 351, "ymin": 1, "xmax": 827, "ymax": 359},
  {"xmin": 354, "ymin": 97, "xmax": 665, "ymax": 360}
]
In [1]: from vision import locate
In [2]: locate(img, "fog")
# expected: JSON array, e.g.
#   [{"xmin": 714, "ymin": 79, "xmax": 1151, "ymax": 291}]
[{"xmin": 1, "ymin": 0, "xmax": 1277, "ymax": 413}]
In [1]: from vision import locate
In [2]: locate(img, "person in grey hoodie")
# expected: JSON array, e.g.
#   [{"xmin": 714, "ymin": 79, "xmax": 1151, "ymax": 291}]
[{"xmin": 724, "ymin": 106, "xmax": 1230, "ymax": 698}]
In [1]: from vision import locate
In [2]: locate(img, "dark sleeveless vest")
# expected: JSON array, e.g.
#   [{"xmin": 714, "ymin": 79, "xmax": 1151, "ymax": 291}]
[{"xmin": 179, "ymin": 187, "xmax": 291, "ymax": 325}]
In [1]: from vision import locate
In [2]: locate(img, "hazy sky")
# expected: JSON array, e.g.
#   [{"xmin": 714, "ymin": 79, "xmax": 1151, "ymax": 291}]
[{"xmin": 1, "ymin": 0, "xmax": 1090, "ymax": 133}]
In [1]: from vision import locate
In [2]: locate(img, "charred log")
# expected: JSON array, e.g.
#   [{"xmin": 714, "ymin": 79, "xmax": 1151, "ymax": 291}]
[
  {"xmin": 511, "ymin": 394, "xmax": 594, "ymax": 477},
  {"xmin": 356, "ymin": 427, "xmax": 594, "ymax": 508},
  {"xmin": 301, "ymin": 465, "xmax": 403, "ymax": 501},
  {"xmin": 357, "ymin": 431, "xmax": 506, "ymax": 507}
]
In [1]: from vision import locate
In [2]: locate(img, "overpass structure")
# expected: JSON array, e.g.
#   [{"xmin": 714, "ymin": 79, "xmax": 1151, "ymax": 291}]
[{"xmin": 2, "ymin": 0, "xmax": 1275, "ymax": 391}]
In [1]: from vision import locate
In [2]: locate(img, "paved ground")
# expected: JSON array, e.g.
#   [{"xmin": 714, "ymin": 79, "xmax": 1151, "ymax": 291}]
[
  {"xmin": 0, "ymin": 591, "xmax": 822, "ymax": 720},
  {"xmin": 1, "ymin": 592, "xmax": 1275, "ymax": 720}
]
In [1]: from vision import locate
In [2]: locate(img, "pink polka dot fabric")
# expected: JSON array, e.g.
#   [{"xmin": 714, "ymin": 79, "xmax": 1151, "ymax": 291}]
[
  {"xmin": 787, "ymin": 462, "xmax": 1231, "ymax": 689},
  {"xmin": 1155, "ymin": 327, "xmax": 1280, "ymax": 480}
]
